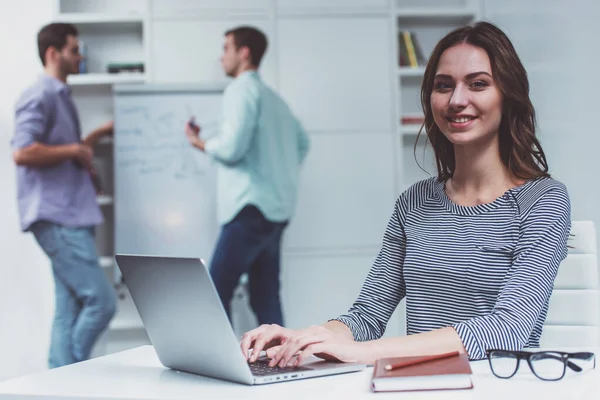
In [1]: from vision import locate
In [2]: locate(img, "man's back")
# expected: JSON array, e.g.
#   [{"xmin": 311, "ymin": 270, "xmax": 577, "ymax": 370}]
[{"xmin": 204, "ymin": 70, "xmax": 310, "ymax": 224}]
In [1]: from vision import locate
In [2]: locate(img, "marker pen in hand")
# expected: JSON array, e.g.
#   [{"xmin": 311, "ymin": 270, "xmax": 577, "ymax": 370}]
[{"xmin": 188, "ymin": 117, "xmax": 200, "ymax": 131}]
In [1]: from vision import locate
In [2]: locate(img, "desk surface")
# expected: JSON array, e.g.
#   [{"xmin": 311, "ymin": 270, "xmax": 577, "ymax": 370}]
[{"xmin": 0, "ymin": 345, "xmax": 597, "ymax": 399}]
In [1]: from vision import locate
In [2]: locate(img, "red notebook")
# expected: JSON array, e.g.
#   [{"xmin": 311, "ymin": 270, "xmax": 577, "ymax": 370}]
[{"xmin": 371, "ymin": 351, "xmax": 473, "ymax": 392}]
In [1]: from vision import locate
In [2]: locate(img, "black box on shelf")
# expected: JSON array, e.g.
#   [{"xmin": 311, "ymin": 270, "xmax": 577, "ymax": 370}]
[{"xmin": 107, "ymin": 63, "xmax": 145, "ymax": 74}]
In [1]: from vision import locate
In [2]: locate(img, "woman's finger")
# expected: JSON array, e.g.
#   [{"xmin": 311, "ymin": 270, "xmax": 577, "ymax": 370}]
[
  {"xmin": 294, "ymin": 343, "xmax": 326, "ymax": 367},
  {"xmin": 270, "ymin": 333, "xmax": 323, "ymax": 368},
  {"xmin": 250, "ymin": 326, "xmax": 287, "ymax": 362},
  {"xmin": 240, "ymin": 325, "xmax": 268, "ymax": 360},
  {"xmin": 266, "ymin": 345, "xmax": 283, "ymax": 358}
]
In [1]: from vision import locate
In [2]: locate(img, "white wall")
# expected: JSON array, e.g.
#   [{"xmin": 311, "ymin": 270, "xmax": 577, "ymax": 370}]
[
  {"xmin": 0, "ymin": 0, "xmax": 55, "ymax": 381},
  {"xmin": 483, "ymin": 0, "xmax": 600, "ymax": 248},
  {"xmin": 147, "ymin": 1, "xmax": 402, "ymax": 336}
]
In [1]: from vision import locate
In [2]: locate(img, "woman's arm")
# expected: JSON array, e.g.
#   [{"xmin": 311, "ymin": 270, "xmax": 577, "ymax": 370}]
[
  {"xmin": 366, "ymin": 327, "xmax": 467, "ymax": 362},
  {"xmin": 333, "ymin": 197, "xmax": 409, "ymax": 341},
  {"xmin": 363, "ymin": 185, "xmax": 571, "ymax": 361},
  {"xmin": 270, "ymin": 184, "xmax": 570, "ymax": 366},
  {"xmin": 452, "ymin": 186, "xmax": 571, "ymax": 359}
]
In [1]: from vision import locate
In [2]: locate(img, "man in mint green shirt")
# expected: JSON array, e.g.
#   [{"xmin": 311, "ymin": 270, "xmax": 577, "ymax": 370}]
[{"xmin": 185, "ymin": 26, "xmax": 310, "ymax": 327}]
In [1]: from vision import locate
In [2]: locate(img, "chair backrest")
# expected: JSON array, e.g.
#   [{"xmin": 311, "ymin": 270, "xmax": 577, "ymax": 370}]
[{"xmin": 541, "ymin": 221, "xmax": 600, "ymax": 347}]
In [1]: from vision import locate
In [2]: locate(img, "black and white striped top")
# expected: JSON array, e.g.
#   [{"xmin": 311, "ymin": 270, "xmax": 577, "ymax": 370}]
[{"xmin": 335, "ymin": 176, "xmax": 571, "ymax": 360}]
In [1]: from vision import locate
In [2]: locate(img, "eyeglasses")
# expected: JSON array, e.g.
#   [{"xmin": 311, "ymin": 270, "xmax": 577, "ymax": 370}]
[{"xmin": 486, "ymin": 349, "xmax": 596, "ymax": 381}]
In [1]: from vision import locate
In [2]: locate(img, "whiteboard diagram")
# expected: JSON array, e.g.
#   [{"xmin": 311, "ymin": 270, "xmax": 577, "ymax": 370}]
[{"xmin": 113, "ymin": 84, "xmax": 226, "ymax": 265}]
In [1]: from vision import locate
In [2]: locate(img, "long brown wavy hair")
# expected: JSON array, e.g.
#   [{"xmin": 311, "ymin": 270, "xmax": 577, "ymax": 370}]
[{"xmin": 418, "ymin": 21, "xmax": 549, "ymax": 182}]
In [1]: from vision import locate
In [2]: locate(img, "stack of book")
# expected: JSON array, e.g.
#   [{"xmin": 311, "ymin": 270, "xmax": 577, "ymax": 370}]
[
  {"xmin": 398, "ymin": 31, "xmax": 427, "ymax": 68},
  {"xmin": 401, "ymin": 115, "xmax": 425, "ymax": 126},
  {"xmin": 371, "ymin": 350, "xmax": 473, "ymax": 392}
]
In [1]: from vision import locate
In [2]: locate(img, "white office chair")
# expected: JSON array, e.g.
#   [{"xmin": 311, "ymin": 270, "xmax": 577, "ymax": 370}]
[{"xmin": 541, "ymin": 220, "xmax": 600, "ymax": 348}]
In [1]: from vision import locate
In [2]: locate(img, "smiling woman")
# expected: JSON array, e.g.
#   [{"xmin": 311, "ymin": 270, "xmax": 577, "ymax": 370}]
[
  {"xmin": 239, "ymin": 21, "xmax": 571, "ymax": 368},
  {"xmin": 421, "ymin": 22, "xmax": 547, "ymax": 186}
]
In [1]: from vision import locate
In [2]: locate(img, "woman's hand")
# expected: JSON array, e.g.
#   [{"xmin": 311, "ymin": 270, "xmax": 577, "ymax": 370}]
[
  {"xmin": 266, "ymin": 325, "xmax": 372, "ymax": 368},
  {"xmin": 240, "ymin": 324, "xmax": 296, "ymax": 362}
]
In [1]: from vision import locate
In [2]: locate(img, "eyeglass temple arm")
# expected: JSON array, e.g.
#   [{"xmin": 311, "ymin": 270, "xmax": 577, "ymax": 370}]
[
  {"xmin": 536, "ymin": 352, "xmax": 595, "ymax": 372},
  {"xmin": 566, "ymin": 352, "xmax": 596, "ymax": 371}
]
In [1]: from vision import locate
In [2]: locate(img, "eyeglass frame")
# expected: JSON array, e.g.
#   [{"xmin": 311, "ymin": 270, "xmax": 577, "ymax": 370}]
[{"xmin": 485, "ymin": 349, "xmax": 596, "ymax": 381}]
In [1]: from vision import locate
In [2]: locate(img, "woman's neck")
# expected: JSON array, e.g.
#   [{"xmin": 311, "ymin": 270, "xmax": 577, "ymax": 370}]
[{"xmin": 446, "ymin": 141, "xmax": 523, "ymax": 206}]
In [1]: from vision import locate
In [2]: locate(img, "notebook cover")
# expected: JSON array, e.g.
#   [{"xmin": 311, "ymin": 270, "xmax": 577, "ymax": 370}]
[{"xmin": 371, "ymin": 352, "xmax": 473, "ymax": 392}]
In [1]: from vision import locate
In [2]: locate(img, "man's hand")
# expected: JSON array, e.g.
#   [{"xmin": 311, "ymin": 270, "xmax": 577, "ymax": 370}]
[
  {"xmin": 184, "ymin": 121, "xmax": 205, "ymax": 151},
  {"xmin": 71, "ymin": 143, "xmax": 94, "ymax": 170},
  {"xmin": 95, "ymin": 120, "xmax": 114, "ymax": 137},
  {"xmin": 83, "ymin": 120, "xmax": 114, "ymax": 147}
]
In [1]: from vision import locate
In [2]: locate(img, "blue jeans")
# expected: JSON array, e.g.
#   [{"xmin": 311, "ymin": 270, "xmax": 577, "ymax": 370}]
[
  {"xmin": 31, "ymin": 221, "xmax": 117, "ymax": 368},
  {"xmin": 210, "ymin": 205, "xmax": 287, "ymax": 327}
]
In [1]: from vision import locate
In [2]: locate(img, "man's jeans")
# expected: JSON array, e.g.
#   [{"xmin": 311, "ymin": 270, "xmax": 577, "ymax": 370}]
[
  {"xmin": 210, "ymin": 205, "xmax": 288, "ymax": 327},
  {"xmin": 31, "ymin": 221, "xmax": 117, "ymax": 368}
]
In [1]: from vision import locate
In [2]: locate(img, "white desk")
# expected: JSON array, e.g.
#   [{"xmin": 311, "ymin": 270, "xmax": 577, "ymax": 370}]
[{"xmin": 0, "ymin": 346, "xmax": 597, "ymax": 399}]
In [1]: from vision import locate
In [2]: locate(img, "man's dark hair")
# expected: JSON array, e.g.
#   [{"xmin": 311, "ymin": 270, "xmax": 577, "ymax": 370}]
[
  {"xmin": 225, "ymin": 26, "xmax": 268, "ymax": 67},
  {"xmin": 37, "ymin": 22, "xmax": 78, "ymax": 66}
]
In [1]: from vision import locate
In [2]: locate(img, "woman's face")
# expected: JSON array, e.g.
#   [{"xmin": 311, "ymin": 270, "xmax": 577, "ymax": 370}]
[{"xmin": 430, "ymin": 43, "xmax": 503, "ymax": 148}]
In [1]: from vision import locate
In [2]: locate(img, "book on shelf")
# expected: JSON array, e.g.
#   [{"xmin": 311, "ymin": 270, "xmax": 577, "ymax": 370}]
[
  {"xmin": 398, "ymin": 31, "xmax": 427, "ymax": 68},
  {"xmin": 371, "ymin": 351, "xmax": 473, "ymax": 392},
  {"xmin": 401, "ymin": 115, "xmax": 425, "ymax": 125}
]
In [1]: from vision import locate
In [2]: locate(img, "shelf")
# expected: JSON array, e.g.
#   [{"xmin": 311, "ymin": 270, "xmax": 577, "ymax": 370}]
[
  {"xmin": 97, "ymin": 136, "xmax": 114, "ymax": 145},
  {"xmin": 396, "ymin": 8, "xmax": 476, "ymax": 19},
  {"xmin": 55, "ymin": 13, "xmax": 145, "ymax": 24},
  {"xmin": 99, "ymin": 256, "xmax": 113, "ymax": 268},
  {"xmin": 68, "ymin": 73, "xmax": 146, "ymax": 86},
  {"xmin": 109, "ymin": 286, "xmax": 145, "ymax": 331},
  {"xmin": 97, "ymin": 195, "xmax": 114, "ymax": 206},
  {"xmin": 398, "ymin": 67, "xmax": 425, "ymax": 77},
  {"xmin": 401, "ymin": 124, "xmax": 424, "ymax": 136},
  {"xmin": 109, "ymin": 317, "xmax": 145, "ymax": 331}
]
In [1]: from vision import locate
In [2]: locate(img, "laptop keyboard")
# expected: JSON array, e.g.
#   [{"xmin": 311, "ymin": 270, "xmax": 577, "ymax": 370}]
[{"xmin": 249, "ymin": 359, "xmax": 311, "ymax": 376}]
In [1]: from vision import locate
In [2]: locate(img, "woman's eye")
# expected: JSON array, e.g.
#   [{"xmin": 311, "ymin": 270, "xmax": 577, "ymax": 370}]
[
  {"xmin": 434, "ymin": 82, "xmax": 452, "ymax": 91},
  {"xmin": 471, "ymin": 80, "xmax": 488, "ymax": 89}
]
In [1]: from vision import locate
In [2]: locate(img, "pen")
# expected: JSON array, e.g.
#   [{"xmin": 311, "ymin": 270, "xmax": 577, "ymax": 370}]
[
  {"xmin": 188, "ymin": 117, "xmax": 199, "ymax": 129},
  {"xmin": 186, "ymin": 104, "xmax": 199, "ymax": 130},
  {"xmin": 384, "ymin": 350, "xmax": 460, "ymax": 371}
]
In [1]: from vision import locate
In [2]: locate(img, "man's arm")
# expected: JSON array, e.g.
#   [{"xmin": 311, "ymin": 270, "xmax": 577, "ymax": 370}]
[
  {"xmin": 203, "ymin": 84, "xmax": 259, "ymax": 164},
  {"xmin": 13, "ymin": 142, "xmax": 91, "ymax": 169},
  {"xmin": 12, "ymin": 92, "xmax": 91, "ymax": 168},
  {"xmin": 82, "ymin": 121, "xmax": 114, "ymax": 148}
]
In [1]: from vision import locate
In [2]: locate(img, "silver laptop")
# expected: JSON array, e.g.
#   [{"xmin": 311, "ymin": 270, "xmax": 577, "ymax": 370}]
[{"xmin": 114, "ymin": 254, "xmax": 366, "ymax": 385}]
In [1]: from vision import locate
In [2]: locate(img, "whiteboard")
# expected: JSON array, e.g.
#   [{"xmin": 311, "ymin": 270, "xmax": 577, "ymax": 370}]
[{"xmin": 112, "ymin": 83, "xmax": 226, "ymax": 265}]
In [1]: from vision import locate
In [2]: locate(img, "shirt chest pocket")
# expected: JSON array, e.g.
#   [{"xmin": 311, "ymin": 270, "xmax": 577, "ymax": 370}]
[{"xmin": 466, "ymin": 243, "xmax": 514, "ymax": 295}]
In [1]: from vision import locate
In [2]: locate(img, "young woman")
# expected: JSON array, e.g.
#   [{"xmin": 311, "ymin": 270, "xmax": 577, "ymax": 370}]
[{"xmin": 240, "ymin": 21, "xmax": 571, "ymax": 365}]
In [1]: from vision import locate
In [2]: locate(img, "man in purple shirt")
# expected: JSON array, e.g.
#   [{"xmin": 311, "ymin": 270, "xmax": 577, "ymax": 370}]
[{"xmin": 11, "ymin": 22, "xmax": 116, "ymax": 368}]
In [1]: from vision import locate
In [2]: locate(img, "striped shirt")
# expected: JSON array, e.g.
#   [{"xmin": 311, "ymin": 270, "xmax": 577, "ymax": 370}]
[{"xmin": 335, "ymin": 176, "xmax": 571, "ymax": 360}]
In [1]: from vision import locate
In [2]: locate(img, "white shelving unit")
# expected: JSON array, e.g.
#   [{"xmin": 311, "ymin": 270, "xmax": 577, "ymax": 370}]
[
  {"xmin": 67, "ymin": 72, "xmax": 146, "ymax": 86},
  {"xmin": 54, "ymin": 14, "xmax": 145, "ymax": 24},
  {"xmin": 398, "ymin": 66, "xmax": 426, "ymax": 77},
  {"xmin": 54, "ymin": 0, "xmax": 150, "ymax": 356},
  {"xmin": 98, "ymin": 256, "xmax": 114, "ymax": 269},
  {"xmin": 401, "ymin": 123, "xmax": 424, "ymax": 136},
  {"xmin": 109, "ymin": 285, "xmax": 144, "ymax": 331},
  {"xmin": 96, "ymin": 195, "xmax": 114, "ymax": 206},
  {"xmin": 393, "ymin": 0, "xmax": 482, "ymax": 190},
  {"xmin": 395, "ymin": 8, "xmax": 477, "ymax": 19}
]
